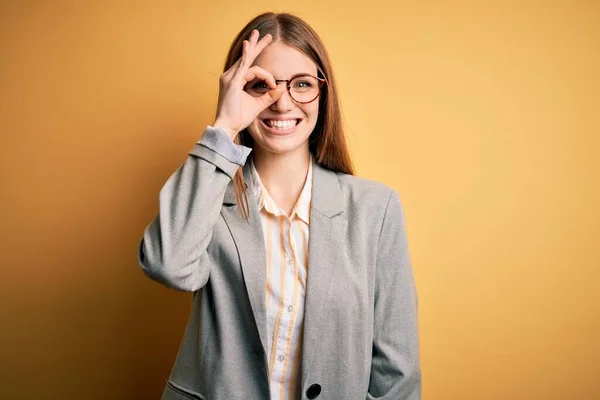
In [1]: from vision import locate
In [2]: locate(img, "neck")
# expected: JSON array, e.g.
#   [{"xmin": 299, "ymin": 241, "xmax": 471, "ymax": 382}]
[{"xmin": 252, "ymin": 146, "xmax": 311, "ymax": 214}]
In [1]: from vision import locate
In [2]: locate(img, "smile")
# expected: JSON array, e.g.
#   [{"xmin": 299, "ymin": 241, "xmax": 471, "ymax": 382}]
[
  {"xmin": 263, "ymin": 119, "xmax": 300, "ymax": 128},
  {"xmin": 260, "ymin": 118, "xmax": 302, "ymax": 134}
]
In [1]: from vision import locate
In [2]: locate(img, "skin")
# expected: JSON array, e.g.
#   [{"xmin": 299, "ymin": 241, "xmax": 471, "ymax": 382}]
[{"xmin": 213, "ymin": 30, "xmax": 320, "ymax": 215}]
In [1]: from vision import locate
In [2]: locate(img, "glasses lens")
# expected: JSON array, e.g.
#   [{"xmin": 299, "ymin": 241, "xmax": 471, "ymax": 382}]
[{"xmin": 289, "ymin": 75, "xmax": 320, "ymax": 103}]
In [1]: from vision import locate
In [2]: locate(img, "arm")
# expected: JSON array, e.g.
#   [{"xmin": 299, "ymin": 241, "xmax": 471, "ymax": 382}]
[
  {"xmin": 367, "ymin": 190, "xmax": 421, "ymax": 399},
  {"xmin": 138, "ymin": 30, "xmax": 283, "ymax": 292},
  {"xmin": 137, "ymin": 126, "xmax": 250, "ymax": 291}
]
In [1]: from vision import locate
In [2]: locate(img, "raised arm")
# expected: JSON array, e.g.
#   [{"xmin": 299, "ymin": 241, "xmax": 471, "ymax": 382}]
[
  {"xmin": 138, "ymin": 29, "xmax": 286, "ymax": 291},
  {"xmin": 137, "ymin": 127, "xmax": 249, "ymax": 291}
]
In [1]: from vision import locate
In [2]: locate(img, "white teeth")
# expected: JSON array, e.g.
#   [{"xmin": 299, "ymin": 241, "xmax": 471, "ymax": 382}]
[{"xmin": 266, "ymin": 119, "xmax": 297, "ymax": 129}]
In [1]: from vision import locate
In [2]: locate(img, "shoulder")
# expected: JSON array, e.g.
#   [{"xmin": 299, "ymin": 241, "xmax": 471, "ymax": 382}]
[
  {"xmin": 312, "ymin": 163, "xmax": 404, "ymax": 223},
  {"xmin": 335, "ymin": 172, "xmax": 399, "ymax": 212},
  {"xmin": 324, "ymin": 170, "xmax": 408, "ymax": 252}
]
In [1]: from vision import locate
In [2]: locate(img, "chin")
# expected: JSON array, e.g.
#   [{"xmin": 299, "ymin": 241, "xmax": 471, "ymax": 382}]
[{"xmin": 255, "ymin": 137, "xmax": 309, "ymax": 155}]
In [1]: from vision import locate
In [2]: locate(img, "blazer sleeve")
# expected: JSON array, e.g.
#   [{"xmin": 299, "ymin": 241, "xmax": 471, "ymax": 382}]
[
  {"xmin": 367, "ymin": 190, "xmax": 421, "ymax": 399},
  {"xmin": 137, "ymin": 126, "xmax": 251, "ymax": 292}
]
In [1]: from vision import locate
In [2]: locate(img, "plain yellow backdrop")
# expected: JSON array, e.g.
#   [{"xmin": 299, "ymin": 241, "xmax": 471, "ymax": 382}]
[{"xmin": 1, "ymin": 1, "xmax": 598, "ymax": 399}]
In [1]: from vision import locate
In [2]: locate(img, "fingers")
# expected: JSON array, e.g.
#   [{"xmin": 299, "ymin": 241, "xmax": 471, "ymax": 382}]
[
  {"xmin": 232, "ymin": 30, "xmax": 272, "ymax": 81},
  {"xmin": 251, "ymin": 30, "xmax": 273, "ymax": 61},
  {"xmin": 223, "ymin": 30, "xmax": 260, "ymax": 77},
  {"xmin": 244, "ymin": 66, "xmax": 276, "ymax": 88},
  {"xmin": 258, "ymin": 84, "xmax": 286, "ymax": 108},
  {"xmin": 239, "ymin": 30, "xmax": 256, "ymax": 68}
]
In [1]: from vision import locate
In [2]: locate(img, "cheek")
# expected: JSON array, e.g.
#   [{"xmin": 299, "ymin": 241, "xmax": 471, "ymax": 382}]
[
  {"xmin": 246, "ymin": 120, "xmax": 261, "ymax": 140},
  {"xmin": 303, "ymin": 103, "xmax": 320, "ymax": 122}
]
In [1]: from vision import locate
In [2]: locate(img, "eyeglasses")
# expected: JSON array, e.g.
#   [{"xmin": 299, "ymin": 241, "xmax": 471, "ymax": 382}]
[{"xmin": 245, "ymin": 73, "xmax": 326, "ymax": 104}]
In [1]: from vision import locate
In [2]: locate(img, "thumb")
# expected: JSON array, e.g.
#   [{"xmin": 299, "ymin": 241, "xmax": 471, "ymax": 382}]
[{"xmin": 260, "ymin": 84, "xmax": 286, "ymax": 107}]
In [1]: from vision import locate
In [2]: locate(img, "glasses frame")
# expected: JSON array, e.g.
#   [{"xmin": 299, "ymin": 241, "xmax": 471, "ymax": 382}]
[{"xmin": 271, "ymin": 73, "xmax": 326, "ymax": 104}]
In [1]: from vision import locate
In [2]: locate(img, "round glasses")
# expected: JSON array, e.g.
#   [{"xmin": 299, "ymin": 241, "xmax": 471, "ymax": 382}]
[{"xmin": 245, "ymin": 73, "xmax": 326, "ymax": 104}]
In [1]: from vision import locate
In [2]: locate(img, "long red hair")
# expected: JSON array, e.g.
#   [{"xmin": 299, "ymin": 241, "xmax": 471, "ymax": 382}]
[{"xmin": 223, "ymin": 12, "xmax": 354, "ymax": 218}]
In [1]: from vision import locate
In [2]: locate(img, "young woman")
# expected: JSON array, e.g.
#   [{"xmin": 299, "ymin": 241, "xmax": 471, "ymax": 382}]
[{"xmin": 138, "ymin": 12, "xmax": 421, "ymax": 400}]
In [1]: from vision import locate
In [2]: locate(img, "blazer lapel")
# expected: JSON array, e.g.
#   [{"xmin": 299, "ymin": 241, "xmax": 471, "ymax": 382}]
[
  {"xmin": 302, "ymin": 162, "xmax": 348, "ymax": 377},
  {"xmin": 220, "ymin": 161, "xmax": 348, "ymax": 373},
  {"xmin": 220, "ymin": 165, "xmax": 269, "ymax": 354}
]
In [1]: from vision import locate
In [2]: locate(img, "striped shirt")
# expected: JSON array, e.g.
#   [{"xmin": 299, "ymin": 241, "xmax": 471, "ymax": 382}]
[{"xmin": 250, "ymin": 159, "xmax": 312, "ymax": 400}]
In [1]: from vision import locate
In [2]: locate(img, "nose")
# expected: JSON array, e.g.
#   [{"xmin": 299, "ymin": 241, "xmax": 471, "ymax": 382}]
[{"xmin": 270, "ymin": 84, "xmax": 295, "ymax": 112}]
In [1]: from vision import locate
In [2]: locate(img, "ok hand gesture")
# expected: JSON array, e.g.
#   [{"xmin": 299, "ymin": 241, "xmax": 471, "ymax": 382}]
[{"xmin": 213, "ymin": 30, "xmax": 286, "ymax": 140}]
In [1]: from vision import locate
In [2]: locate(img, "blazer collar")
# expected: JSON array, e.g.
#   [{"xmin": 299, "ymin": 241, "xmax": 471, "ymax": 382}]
[{"xmin": 222, "ymin": 156, "xmax": 344, "ymax": 219}]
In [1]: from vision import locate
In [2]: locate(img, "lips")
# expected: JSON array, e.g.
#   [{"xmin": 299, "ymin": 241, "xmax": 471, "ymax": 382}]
[{"xmin": 262, "ymin": 118, "xmax": 301, "ymax": 129}]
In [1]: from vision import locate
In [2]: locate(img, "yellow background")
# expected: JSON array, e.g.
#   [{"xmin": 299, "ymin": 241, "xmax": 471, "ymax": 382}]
[{"xmin": 1, "ymin": 1, "xmax": 598, "ymax": 399}]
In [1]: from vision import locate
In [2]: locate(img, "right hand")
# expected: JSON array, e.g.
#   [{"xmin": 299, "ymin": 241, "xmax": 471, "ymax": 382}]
[{"xmin": 213, "ymin": 29, "xmax": 286, "ymax": 140}]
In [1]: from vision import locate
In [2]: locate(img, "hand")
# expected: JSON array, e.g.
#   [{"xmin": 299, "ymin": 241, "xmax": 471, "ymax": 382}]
[{"xmin": 213, "ymin": 30, "xmax": 286, "ymax": 140}]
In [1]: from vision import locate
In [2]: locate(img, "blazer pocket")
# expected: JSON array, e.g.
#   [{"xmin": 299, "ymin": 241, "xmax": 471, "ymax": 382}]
[{"xmin": 163, "ymin": 380, "xmax": 207, "ymax": 400}]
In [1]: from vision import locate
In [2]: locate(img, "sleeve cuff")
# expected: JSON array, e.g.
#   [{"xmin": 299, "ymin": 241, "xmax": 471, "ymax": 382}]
[{"xmin": 195, "ymin": 125, "xmax": 252, "ymax": 166}]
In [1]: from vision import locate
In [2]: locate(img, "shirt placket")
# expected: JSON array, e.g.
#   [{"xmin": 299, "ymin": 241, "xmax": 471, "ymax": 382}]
[{"xmin": 276, "ymin": 216, "xmax": 295, "ymax": 387}]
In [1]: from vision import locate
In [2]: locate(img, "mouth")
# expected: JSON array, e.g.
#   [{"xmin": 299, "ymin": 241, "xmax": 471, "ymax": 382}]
[{"xmin": 260, "ymin": 118, "xmax": 302, "ymax": 134}]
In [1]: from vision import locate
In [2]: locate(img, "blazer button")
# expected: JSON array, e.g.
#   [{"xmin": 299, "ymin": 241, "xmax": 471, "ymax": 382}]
[{"xmin": 306, "ymin": 384, "xmax": 321, "ymax": 399}]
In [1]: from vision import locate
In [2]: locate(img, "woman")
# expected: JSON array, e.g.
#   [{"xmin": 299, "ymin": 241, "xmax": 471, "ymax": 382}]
[{"xmin": 138, "ymin": 12, "xmax": 421, "ymax": 400}]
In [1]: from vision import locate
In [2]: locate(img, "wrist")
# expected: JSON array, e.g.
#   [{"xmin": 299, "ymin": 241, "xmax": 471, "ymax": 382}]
[{"xmin": 212, "ymin": 120, "xmax": 238, "ymax": 141}]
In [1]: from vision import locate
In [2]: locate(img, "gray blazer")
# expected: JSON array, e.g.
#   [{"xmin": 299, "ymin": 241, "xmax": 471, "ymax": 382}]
[{"xmin": 138, "ymin": 127, "xmax": 421, "ymax": 400}]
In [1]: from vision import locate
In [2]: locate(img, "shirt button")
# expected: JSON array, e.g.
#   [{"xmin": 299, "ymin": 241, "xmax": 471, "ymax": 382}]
[
  {"xmin": 287, "ymin": 305, "xmax": 293, "ymax": 312},
  {"xmin": 278, "ymin": 355, "xmax": 285, "ymax": 362},
  {"xmin": 287, "ymin": 259, "xmax": 293, "ymax": 266}
]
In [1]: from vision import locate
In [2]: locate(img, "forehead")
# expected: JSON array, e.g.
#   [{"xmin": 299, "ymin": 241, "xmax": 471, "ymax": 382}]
[{"xmin": 252, "ymin": 41, "xmax": 317, "ymax": 78}]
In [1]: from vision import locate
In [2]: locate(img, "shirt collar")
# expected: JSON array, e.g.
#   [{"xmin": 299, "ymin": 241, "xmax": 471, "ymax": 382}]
[{"xmin": 250, "ymin": 156, "xmax": 313, "ymax": 225}]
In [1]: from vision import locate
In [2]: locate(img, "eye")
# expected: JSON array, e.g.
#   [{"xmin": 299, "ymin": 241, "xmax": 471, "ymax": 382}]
[
  {"xmin": 249, "ymin": 80, "xmax": 269, "ymax": 93},
  {"xmin": 294, "ymin": 80, "xmax": 312, "ymax": 89}
]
